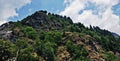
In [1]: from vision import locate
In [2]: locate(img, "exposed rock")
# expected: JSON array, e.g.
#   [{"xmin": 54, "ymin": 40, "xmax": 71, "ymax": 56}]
[{"xmin": 56, "ymin": 46, "xmax": 71, "ymax": 61}]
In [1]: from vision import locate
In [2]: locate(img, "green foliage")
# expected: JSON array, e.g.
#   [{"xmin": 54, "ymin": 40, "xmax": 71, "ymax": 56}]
[
  {"xmin": 44, "ymin": 31, "xmax": 62, "ymax": 44},
  {"xmin": 16, "ymin": 39, "xmax": 28, "ymax": 49},
  {"xmin": 39, "ymin": 30, "xmax": 46, "ymax": 40},
  {"xmin": 23, "ymin": 26, "xmax": 37, "ymax": 39},
  {"xmin": 69, "ymin": 25, "xmax": 81, "ymax": 32},
  {"xmin": 0, "ymin": 40, "xmax": 17, "ymax": 61},
  {"xmin": 105, "ymin": 52, "xmax": 120, "ymax": 61},
  {"xmin": 34, "ymin": 40, "xmax": 56, "ymax": 61},
  {"xmin": 17, "ymin": 47, "xmax": 39, "ymax": 61},
  {"xmin": 42, "ymin": 42, "xmax": 56, "ymax": 61},
  {"xmin": 13, "ymin": 21, "xmax": 22, "ymax": 28},
  {"xmin": 66, "ymin": 41, "xmax": 89, "ymax": 60}
]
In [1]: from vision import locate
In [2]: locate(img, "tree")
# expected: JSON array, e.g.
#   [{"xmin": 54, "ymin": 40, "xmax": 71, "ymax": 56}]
[
  {"xmin": 42, "ymin": 42, "xmax": 55, "ymax": 61},
  {"xmin": 44, "ymin": 31, "xmax": 62, "ymax": 44},
  {"xmin": 16, "ymin": 39, "xmax": 28, "ymax": 49},
  {"xmin": 66, "ymin": 41, "xmax": 89, "ymax": 60},
  {"xmin": 34, "ymin": 41, "xmax": 56, "ymax": 61},
  {"xmin": 17, "ymin": 47, "xmax": 39, "ymax": 61},
  {"xmin": 105, "ymin": 52, "xmax": 120, "ymax": 61},
  {"xmin": 0, "ymin": 40, "xmax": 17, "ymax": 61},
  {"xmin": 89, "ymin": 25, "xmax": 93, "ymax": 31},
  {"xmin": 39, "ymin": 10, "xmax": 47, "ymax": 14},
  {"xmin": 23, "ymin": 26, "xmax": 37, "ymax": 39},
  {"xmin": 67, "ymin": 17, "xmax": 73, "ymax": 24}
]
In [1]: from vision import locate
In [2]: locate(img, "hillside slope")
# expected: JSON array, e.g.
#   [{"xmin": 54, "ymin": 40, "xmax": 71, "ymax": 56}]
[{"xmin": 0, "ymin": 10, "xmax": 120, "ymax": 61}]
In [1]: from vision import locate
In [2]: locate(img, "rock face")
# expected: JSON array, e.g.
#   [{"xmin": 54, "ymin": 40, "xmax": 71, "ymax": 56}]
[
  {"xmin": 22, "ymin": 11, "xmax": 48, "ymax": 28},
  {"xmin": 56, "ymin": 46, "xmax": 71, "ymax": 61},
  {"xmin": 21, "ymin": 11, "xmax": 73, "ymax": 30},
  {"xmin": 0, "ymin": 30, "xmax": 12, "ymax": 39}
]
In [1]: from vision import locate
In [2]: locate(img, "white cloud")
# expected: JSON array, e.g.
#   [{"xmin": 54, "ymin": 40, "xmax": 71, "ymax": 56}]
[
  {"xmin": 0, "ymin": 0, "xmax": 31, "ymax": 25},
  {"xmin": 60, "ymin": 0, "xmax": 120, "ymax": 35},
  {"xmin": 64, "ymin": 0, "xmax": 74, "ymax": 4}
]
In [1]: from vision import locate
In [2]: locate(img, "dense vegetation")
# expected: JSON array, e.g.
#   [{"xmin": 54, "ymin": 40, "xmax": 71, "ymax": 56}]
[{"xmin": 0, "ymin": 10, "xmax": 120, "ymax": 61}]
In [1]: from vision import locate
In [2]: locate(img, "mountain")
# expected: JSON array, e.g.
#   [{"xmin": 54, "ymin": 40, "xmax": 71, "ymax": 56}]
[
  {"xmin": 0, "ymin": 10, "xmax": 120, "ymax": 61},
  {"xmin": 112, "ymin": 32, "xmax": 120, "ymax": 38}
]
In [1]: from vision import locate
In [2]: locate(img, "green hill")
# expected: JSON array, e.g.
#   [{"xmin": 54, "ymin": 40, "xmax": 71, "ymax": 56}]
[{"xmin": 0, "ymin": 10, "xmax": 120, "ymax": 61}]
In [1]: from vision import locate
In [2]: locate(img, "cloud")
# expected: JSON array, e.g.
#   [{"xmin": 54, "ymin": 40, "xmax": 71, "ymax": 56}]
[
  {"xmin": 60, "ymin": 0, "xmax": 120, "ymax": 35},
  {"xmin": 0, "ymin": 0, "xmax": 31, "ymax": 25},
  {"xmin": 64, "ymin": 0, "xmax": 74, "ymax": 4}
]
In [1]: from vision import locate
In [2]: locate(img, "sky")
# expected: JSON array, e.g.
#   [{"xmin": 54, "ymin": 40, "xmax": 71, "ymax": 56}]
[{"xmin": 0, "ymin": 0, "xmax": 120, "ymax": 35}]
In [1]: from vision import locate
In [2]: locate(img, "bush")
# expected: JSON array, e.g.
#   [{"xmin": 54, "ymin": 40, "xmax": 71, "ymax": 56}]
[
  {"xmin": 66, "ymin": 41, "xmax": 89, "ymax": 60},
  {"xmin": 0, "ymin": 40, "xmax": 17, "ymax": 61},
  {"xmin": 23, "ymin": 26, "xmax": 37, "ymax": 39}
]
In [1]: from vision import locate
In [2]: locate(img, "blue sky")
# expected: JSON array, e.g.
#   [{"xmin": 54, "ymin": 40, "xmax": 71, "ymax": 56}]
[
  {"xmin": 9, "ymin": 0, "xmax": 66, "ymax": 21},
  {"xmin": 8, "ymin": 0, "xmax": 120, "ymax": 21},
  {"xmin": 0, "ymin": 0, "xmax": 120, "ymax": 35}
]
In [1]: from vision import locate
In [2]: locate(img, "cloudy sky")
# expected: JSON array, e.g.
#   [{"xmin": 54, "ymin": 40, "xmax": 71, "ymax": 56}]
[{"xmin": 0, "ymin": 0, "xmax": 120, "ymax": 35}]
